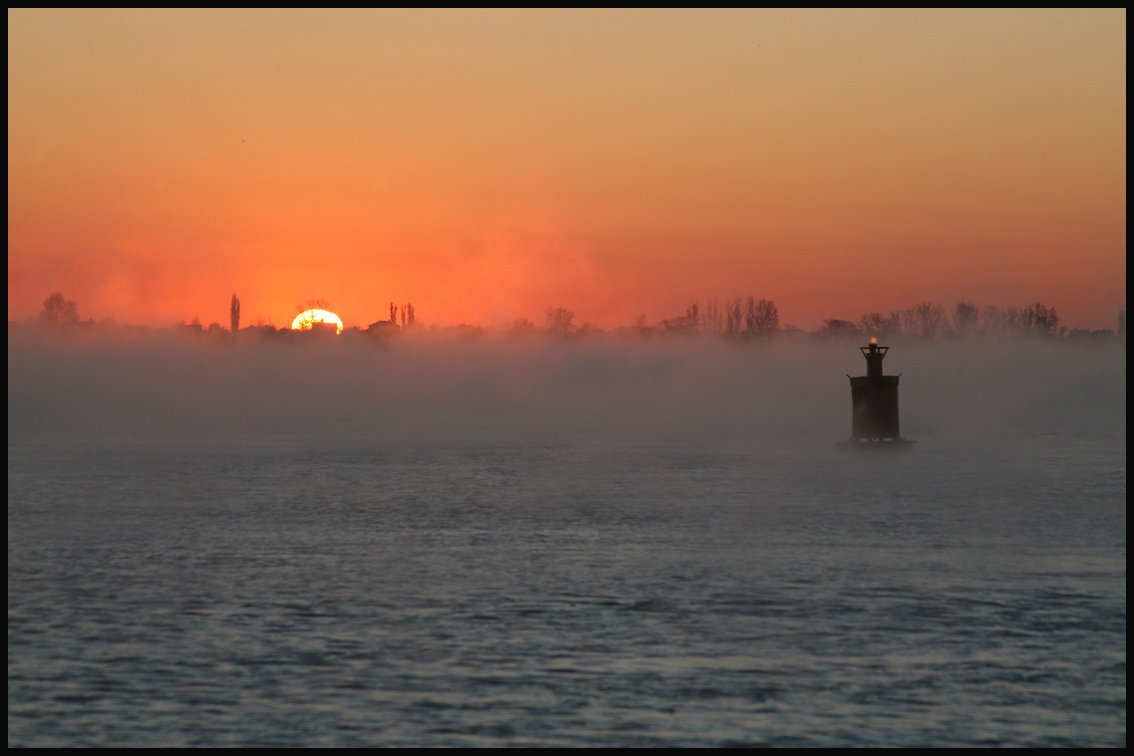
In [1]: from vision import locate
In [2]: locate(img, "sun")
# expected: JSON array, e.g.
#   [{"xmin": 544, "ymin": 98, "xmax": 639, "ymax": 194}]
[{"xmin": 291, "ymin": 308, "xmax": 344, "ymax": 335}]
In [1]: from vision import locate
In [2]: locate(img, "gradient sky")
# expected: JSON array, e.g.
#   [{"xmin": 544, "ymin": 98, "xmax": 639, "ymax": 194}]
[{"xmin": 7, "ymin": 8, "xmax": 1126, "ymax": 330}]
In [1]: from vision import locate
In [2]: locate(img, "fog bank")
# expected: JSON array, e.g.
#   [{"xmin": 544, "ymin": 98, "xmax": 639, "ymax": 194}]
[{"xmin": 8, "ymin": 329, "xmax": 1126, "ymax": 451}]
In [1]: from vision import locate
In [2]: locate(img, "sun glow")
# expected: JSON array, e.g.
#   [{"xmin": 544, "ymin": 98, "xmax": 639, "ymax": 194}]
[{"xmin": 291, "ymin": 308, "xmax": 344, "ymax": 334}]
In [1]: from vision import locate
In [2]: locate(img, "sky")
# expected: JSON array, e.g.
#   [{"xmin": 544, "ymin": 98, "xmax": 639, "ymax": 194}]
[{"xmin": 7, "ymin": 8, "xmax": 1126, "ymax": 331}]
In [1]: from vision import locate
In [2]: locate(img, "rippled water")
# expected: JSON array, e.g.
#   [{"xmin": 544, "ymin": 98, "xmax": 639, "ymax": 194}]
[{"xmin": 8, "ymin": 431, "xmax": 1126, "ymax": 747}]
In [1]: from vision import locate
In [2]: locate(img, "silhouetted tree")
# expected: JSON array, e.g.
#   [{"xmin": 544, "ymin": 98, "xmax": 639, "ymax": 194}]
[
  {"xmin": 701, "ymin": 298, "xmax": 723, "ymax": 334},
  {"xmin": 724, "ymin": 298, "xmax": 743, "ymax": 335},
  {"xmin": 295, "ymin": 298, "xmax": 333, "ymax": 321},
  {"xmin": 40, "ymin": 292, "xmax": 79, "ymax": 326},
  {"xmin": 545, "ymin": 306, "xmax": 575, "ymax": 335},
  {"xmin": 901, "ymin": 301, "xmax": 946, "ymax": 340},
  {"xmin": 951, "ymin": 301, "xmax": 978, "ymax": 337},
  {"xmin": 395, "ymin": 303, "xmax": 417, "ymax": 329},
  {"xmin": 230, "ymin": 294, "xmax": 240, "ymax": 334},
  {"xmin": 1021, "ymin": 301, "xmax": 1059, "ymax": 336},
  {"xmin": 292, "ymin": 299, "xmax": 335, "ymax": 331},
  {"xmin": 745, "ymin": 297, "xmax": 779, "ymax": 335},
  {"xmin": 859, "ymin": 311, "xmax": 900, "ymax": 339},
  {"xmin": 981, "ymin": 304, "xmax": 1019, "ymax": 334}
]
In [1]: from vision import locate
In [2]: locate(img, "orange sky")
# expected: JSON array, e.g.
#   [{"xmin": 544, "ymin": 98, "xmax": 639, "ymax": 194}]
[{"xmin": 7, "ymin": 8, "xmax": 1127, "ymax": 330}]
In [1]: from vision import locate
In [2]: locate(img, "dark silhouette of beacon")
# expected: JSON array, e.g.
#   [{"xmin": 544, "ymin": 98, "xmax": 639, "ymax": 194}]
[{"xmin": 844, "ymin": 339, "xmax": 915, "ymax": 448}]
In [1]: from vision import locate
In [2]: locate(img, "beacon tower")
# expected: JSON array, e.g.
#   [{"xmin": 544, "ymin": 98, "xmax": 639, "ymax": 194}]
[{"xmin": 846, "ymin": 339, "xmax": 914, "ymax": 447}]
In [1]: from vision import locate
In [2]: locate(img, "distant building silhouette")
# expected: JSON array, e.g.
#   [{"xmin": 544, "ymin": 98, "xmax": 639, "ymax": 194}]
[
  {"xmin": 307, "ymin": 321, "xmax": 338, "ymax": 336},
  {"xmin": 366, "ymin": 320, "xmax": 400, "ymax": 338}
]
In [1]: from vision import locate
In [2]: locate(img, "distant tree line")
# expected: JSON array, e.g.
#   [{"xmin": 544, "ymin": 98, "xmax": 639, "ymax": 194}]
[
  {"xmin": 648, "ymin": 297, "xmax": 1121, "ymax": 343},
  {"xmin": 26, "ymin": 291, "xmax": 1125, "ymax": 345},
  {"xmin": 823, "ymin": 300, "xmax": 1072, "ymax": 340},
  {"xmin": 657, "ymin": 297, "xmax": 780, "ymax": 337}
]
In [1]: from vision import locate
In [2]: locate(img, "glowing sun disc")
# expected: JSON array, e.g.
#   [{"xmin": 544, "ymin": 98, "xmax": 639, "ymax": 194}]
[{"xmin": 291, "ymin": 308, "xmax": 344, "ymax": 334}]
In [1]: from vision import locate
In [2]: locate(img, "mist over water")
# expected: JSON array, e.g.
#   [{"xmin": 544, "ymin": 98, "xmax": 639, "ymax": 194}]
[
  {"xmin": 8, "ymin": 329, "xmax": 1126, "ymax": 746},
  {"xmin": 7, "ymin": 327, "xmax": 1125, "ymax": 448}
]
